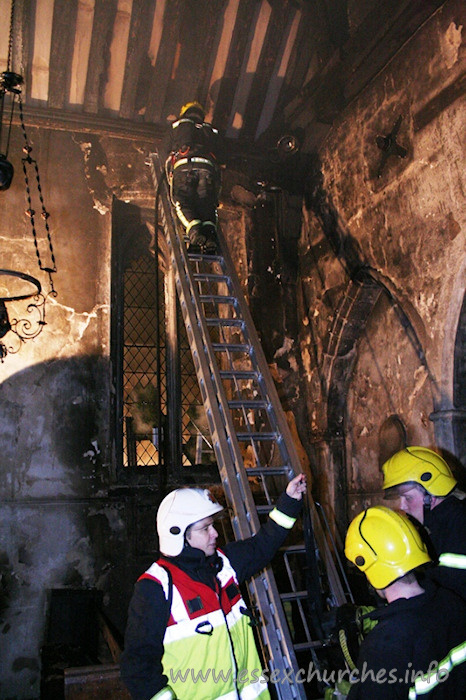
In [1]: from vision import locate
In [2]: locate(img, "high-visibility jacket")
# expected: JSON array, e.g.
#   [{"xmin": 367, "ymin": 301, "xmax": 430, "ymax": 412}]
[
  {"xmin": 120, "ymin": 491, "xmax": 302, "ymax": 700},
  {"xmin": 140, "ymin": 551, "xmax": 269, "ymax": 700}
]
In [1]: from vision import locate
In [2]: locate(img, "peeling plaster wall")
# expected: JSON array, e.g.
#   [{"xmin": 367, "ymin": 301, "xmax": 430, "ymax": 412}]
[
  {"xmin": 297, "ymin": 0, "xmax": 466, "ymax": 525},
  {"xmin": 0, "ymin": 124, "xmax": 155, "ymax": 698}
]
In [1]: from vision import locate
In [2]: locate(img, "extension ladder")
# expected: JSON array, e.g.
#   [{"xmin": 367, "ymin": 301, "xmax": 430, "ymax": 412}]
[{"xmin": 149, "ymin": 153, "xmax": 351, "ymax": 699}]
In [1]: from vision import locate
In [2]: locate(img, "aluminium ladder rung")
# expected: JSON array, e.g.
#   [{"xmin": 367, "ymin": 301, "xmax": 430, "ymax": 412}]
[
  {"xmin": 193, "ymin": 273, "xmax": 230, "ymax": 283},
  {"xmin": 150, "ymin": 152, "xmax": 349, "ymax": 700},
  {"xmin": 236, "ymin": 431, "xmax": 277, "ymax": 441},
  {"xmin": 187, "ymin": 252, "xmax": 222, "ymax": 261},
  {"xmin": 280, "ymin": 591, "xmax": 309, "ymax": 602},
  {"xmin": 212, "ymin": 342, "xmax": 251, "ymax": 352},
  {"xmin": 199, "ymin": 294, "xmax": 237, "ymax": 304},
  {"xmin": 256, "ymin": 504, "xmax": 274, "ymax": 515},
  {"xmin": 219, "ymin": 370, "xmax": 258, "ymax": 380},
  {"xmin": 294, "ymin": 641, "xmax": 326, "ymax": 652},
  {"xmin": 227, "ymin": 399, "xmax": 268, "ymax": 409},
  {"xmin": 281, "ymin": 544, "xmax": 308, "ymax": 554},
  {"xmin": 205, "ymin": 318, "xmax": 244, "ymax": 327},
  {"xmin": 245, "ymin": 466, "xmax": 291, "ymax": 477}
]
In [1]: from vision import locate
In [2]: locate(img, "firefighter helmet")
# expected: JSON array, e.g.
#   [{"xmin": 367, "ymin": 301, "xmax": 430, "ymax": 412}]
[
  {"xmin": 157, "ymin": 487, "xmax": 223, "ymax": 556},
  {"xmin": 382, "ymin": 446, "xmax": 457, "ymax": 497},
  {"xmin": 179, "ymin": 101, "xmax": 205, "ymax": 120},
  {"xmin": 345, "ymin": 506, "xmax": 431, "ymax": 589}
]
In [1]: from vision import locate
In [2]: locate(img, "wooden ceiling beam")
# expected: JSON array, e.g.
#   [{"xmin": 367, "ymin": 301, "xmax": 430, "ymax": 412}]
[
  {"xmin": 8, "ymin": 0, "xmax": 33, "ymax": 88},
  {"xmin": 119, "ymin": 0, "xmax": 155, "ymax": 120},
  {"xmin": 279, "ymin": 1, "xmax": 331, "ymax": 114},
  {"xmin": 195, "ymin": 0, "xmax": 230, "ymax": 111},
  {"xmin": 144, "ymin": 0, "xmax": 183, "ymax": 123},
  {"xmin": 162, "ymin": 0, "xmax": 221, "ymax": 118},
  {"xmin": 212, "ymin": 0, "xmax": 257, "ymax": 133},
  {"xmin": 241, "ymin": 0, "xmax": 294, "ymax": 141},
  {"xmin": 8, "ymin": 103, "xmax": 165, "ymax": 142},
  {"xmin": 48, "ymin": 0, "xmax": 78, "ymax": 110},
  {"xmin": 84, "ymin": 0, "xmax": 119, "ymax": 115}
]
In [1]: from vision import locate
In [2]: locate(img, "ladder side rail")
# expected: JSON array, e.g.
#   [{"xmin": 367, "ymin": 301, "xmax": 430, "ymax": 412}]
[
  {"xmin": 150, "ymin": 153, "xmax": 262, "ymax": 538},
  {"xmin": 150, "ymin": 154, "xmax": 306, "ymax": 699},
  {"xmin": 152, "ymin": 159, "xmax": 268, "ymax": 554},
  {"xmin": 219, "ymin": 234, "xmax": 347, "ymax": 606},
  {"xmin": 154, "ymin": 152, "xmax": 346, "ymax": 608},
  {"xmin": 217, "ymin": 241, "xmax": 303, "ymax": 469},
  {"xmin": 151, "ymin": 156, "xmax": 291, "ymax": 551},
  {"xmin": 171, "ymin": 249, "xmax": 330, "ymax": 689}
]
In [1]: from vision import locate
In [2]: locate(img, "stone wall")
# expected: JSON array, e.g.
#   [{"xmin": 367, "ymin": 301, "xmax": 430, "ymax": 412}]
[{"xmin": 294, "ymin": 0, "xmax": 465, "ymax": 527}]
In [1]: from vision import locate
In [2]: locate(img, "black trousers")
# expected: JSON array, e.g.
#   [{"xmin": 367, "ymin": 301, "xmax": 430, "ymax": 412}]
[{"xmin": 171, "ymin": 162, "xmax": 220, "ymax": 237}]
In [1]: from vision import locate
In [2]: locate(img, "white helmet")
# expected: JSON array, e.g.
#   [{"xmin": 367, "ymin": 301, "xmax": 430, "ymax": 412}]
[{"xmin": 157, "ymin": 488, "xmax": 223, "ymax": 556}]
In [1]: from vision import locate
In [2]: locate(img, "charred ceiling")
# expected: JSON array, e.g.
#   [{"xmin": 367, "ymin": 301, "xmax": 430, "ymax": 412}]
[{"xmin": 0, "ymin": 0, "xmax": 448, "ymax": 158}]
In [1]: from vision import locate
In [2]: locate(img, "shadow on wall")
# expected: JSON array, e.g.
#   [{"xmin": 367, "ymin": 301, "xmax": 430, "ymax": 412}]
[
  {"xmin": 0, "ymin": 355, "xmax": 109, "ymax": 498},
  {"xmin": 0, "ymin": 355, "xmax": 136, "ymax": 700}
]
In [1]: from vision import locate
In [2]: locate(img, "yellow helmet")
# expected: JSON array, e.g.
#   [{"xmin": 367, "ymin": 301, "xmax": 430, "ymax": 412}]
[
  {"xmin": 179, "ymin": 101, "xmax": 205, "ymax": 119},
  {"xmin": 382, "ymin": 446, "xmax": 457, "ymax": 497},
  {"xmin": 345, "ymin": 506, "xmax": 431, "ymax": 589}
]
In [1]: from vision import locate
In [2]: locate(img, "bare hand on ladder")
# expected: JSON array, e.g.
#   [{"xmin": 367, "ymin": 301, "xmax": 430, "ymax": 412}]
[{"xmin": 286, "ymin": 473, "xmax": 307, "ymax": 500}]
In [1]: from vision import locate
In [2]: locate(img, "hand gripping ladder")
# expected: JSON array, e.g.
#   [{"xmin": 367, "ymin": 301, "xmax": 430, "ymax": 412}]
[{"xmin": 149, "ymin": 154, "xmax": 351, "ymax": 698}]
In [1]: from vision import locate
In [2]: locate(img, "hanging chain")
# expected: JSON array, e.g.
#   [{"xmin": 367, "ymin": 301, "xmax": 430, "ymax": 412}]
[
  {"xmin": 7, "ymin": 0, "xmax": 15, "ymax": 73},
  {"xmin": 0, "ymin": 0, "xmax": 58, "ymax": 360},
  {"xmin": 18, "ymin": 96, "xmax": 57, "ymax": 294}
]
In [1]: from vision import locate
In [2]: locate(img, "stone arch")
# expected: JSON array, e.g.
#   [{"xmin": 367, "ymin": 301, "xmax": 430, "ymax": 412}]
[
  {"xmin": 430, "ymin": 260, "xmax": 466, "ymax": 471},
  {"xmin": 452, "ymin": 293, "xmax": 466, "ymax": 471},
  {"xmin": 323, "ymin": 270, "xmax": 437, "ymax": 529},
  {"xmin": 322, "ymin": 270, "xmax": 382, "ymax": 529}
]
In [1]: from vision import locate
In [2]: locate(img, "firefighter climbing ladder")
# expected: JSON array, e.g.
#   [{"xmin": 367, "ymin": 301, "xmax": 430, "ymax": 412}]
[{"xmin": 149, "ymin": 153, "xmax": 351, "ymax": 699}]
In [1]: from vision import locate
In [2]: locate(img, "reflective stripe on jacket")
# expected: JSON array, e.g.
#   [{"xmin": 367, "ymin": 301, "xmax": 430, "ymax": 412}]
[
  {"xmin": 142, "ymin": 551, "xmax": 270, "ymax": 700},
  {"xmin": 408, "ymin": 639, "xmax": 466, "ymax": 698}
]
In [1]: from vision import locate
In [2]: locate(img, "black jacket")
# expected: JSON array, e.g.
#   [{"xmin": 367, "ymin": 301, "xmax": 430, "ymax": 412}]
[
  {"xmin": 347, "ymin": 582, "xmax": 466, "ymax": 699},
  {"xmin": 120, "ymin": 491, "xmax": 302, "ymax": 700},
  {"xmin": 163, "ymin": 114, "xmax": 222, "ymax": 170},
  {"xmin": 422, "ymin": 495, "xmax": 466, "ymax": 600}
]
